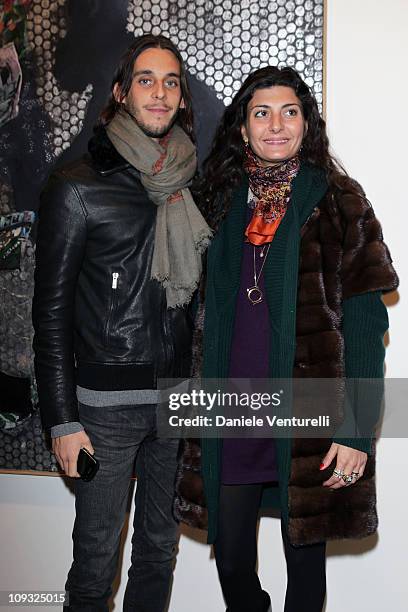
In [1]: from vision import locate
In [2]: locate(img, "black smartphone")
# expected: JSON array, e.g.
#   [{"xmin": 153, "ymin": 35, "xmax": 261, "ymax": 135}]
[{"xmin": 77, "ymin": 447, "xmax": 99, "ymax": 481}]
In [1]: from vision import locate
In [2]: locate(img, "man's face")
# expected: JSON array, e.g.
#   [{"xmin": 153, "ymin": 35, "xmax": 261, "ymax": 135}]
[{"xmin": 115, "ymin": 47, "xmax": 185, "ymax": 139}]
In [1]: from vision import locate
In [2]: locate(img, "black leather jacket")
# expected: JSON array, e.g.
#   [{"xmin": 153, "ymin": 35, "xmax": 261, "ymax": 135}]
[{"xmin": 33, "ymin": 128, "xmax": 193, "ymax": 430}]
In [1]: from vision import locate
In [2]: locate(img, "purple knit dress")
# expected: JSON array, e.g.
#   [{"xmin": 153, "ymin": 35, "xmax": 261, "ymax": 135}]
[{"xmin": 221, "ymin": 220, "xmax": 278, "ymax": 484}]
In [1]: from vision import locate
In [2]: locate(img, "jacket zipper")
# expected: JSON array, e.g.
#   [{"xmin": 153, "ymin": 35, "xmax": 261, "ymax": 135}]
[
  {"xmin": 103, "ymin": 272, "xmax": 119, "ymax": 346},
  {"xmin": 161, "ymin": 292, "xmax": 175, "ymax": 377}
]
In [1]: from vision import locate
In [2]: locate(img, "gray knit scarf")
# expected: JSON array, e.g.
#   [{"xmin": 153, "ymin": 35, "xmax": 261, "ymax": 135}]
[{"xmin": 106, "ymin": 108, "xmax": 212, "ymax": 308}]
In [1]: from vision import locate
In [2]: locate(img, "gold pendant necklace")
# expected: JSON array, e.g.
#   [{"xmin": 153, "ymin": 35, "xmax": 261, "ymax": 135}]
[{"xmin": 247, "ymin": 244, "xmax": 270, "ymax": 305}]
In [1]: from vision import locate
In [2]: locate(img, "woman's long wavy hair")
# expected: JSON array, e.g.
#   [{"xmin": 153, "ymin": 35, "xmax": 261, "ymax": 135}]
[
  {"xmin": 99, "ymin": 34, "xmax": 194, "ymax": 140},
  {"xmin": 197, "ymin": 66, "xmax": 348, "ymax": 229}
]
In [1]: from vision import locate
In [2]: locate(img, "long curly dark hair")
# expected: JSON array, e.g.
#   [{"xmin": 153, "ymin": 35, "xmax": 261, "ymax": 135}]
[
  {"xmin": 99, "ymin": 34, "xmax": 194, "ymax": 140},
  {"xmin": 197, "ymin": 66, "xmax": 348, "ymax": 229}
]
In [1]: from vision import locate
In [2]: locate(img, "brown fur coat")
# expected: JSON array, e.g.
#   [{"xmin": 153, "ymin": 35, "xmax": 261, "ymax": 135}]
[{"xmin": 174, "ymin": 179, "xmax": 399, "ymax": 545}]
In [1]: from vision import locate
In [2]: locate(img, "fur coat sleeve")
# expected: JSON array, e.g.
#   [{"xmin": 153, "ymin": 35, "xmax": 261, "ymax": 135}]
[{"xmin": 338, "ymin": 184, "xmax": 398, "ymax": 298}]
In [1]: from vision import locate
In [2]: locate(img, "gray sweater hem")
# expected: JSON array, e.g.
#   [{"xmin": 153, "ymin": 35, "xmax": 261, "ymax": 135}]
[{"xmin": 50, "ymin": 386, "xmax": 160, "ymax": 438}]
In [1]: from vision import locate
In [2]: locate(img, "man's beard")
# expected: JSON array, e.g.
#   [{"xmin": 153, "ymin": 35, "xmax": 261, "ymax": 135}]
[{"xmin": 124, "ymin": 103, "xmax": 178, "ymax": 138}]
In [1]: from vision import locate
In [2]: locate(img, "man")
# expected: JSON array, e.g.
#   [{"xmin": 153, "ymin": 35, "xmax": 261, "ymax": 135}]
[{"xmin": 32, "ymin": 34, "xmax": 211, "ymax": 611}]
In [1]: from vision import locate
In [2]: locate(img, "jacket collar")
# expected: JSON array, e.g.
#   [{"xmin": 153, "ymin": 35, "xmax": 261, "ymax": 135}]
[{"xmin": 88, "ymin": 125, "xmax": 131, "ymax": 176}]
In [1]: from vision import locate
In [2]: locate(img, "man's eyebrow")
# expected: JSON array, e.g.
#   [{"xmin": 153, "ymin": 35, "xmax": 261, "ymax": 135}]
[{"xmin": 133, "ymin": 69, "xmax": 181, "ymax": 78}]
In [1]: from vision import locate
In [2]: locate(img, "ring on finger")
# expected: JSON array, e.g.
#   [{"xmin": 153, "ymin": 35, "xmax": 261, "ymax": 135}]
[
  {"xmin": 342, "ymin": 474, "xmax": 354, "ymax": 484},
  {"xmin": 333, "ymin": 468, "xmax": 344, "ymax": 479}
]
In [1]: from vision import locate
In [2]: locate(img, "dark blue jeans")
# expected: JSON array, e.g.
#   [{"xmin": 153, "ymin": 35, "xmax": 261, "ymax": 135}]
[{"xmin": 64, "ymin": 402, "xmax": 179, "ymax": 612}]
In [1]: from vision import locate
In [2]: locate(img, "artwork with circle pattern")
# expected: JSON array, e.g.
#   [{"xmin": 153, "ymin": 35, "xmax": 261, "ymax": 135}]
[
  {"xmin": 0, "ymin": 0, "xmax": 324, "ymax": 472},
  {"xmin": 127, "ymin": 0, "xmax": 324, "ymax": 107}
]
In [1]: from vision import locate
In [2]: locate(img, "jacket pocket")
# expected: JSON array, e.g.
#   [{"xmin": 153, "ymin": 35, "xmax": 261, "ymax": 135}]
[{"xmin": 103, "ymin": 271, "xmax": 119, "ymax": 347}]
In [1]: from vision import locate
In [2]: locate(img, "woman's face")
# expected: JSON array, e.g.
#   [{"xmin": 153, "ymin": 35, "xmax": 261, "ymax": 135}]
[{"xmin": 241, "ymin": 86, "xmax": 307, "ymax": 167}]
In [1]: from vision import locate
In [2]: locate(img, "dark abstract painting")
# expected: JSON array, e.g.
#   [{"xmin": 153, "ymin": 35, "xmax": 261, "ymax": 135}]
[{"xmin": 0, "ymin": 0, "xmax": 325, "ymax": 473}]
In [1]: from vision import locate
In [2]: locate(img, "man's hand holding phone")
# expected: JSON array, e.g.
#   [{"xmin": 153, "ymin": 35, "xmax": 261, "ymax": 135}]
[{"xmin": 52, "ymin": 430, "xmax": 96, "ymax": 478}]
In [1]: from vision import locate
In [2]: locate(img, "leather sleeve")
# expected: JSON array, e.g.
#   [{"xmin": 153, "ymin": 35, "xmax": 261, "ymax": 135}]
[
  {"xmin": 339, "ymin": 189, "xmax": 399, "ymax": 298},
  {"xmin": 32, "ymin": 173, "xmax": 87, "ymax": 430}
]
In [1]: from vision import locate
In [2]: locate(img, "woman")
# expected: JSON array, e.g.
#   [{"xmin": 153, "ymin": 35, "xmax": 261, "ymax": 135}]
[{"xmin": 175, "ymin": 67, "xmax": 398, "ymax": 612}]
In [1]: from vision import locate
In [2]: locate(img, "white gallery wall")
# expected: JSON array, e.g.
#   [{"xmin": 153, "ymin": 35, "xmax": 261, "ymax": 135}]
[{"xmin": 1, "ymin": 1, "xmax": 407, "ymax": 610}]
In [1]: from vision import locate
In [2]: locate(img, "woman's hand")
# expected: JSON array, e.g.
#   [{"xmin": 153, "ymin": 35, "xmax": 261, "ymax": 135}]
[{"xmin": 321, "ymin": 442, "xmax": 367, "ymax": 490}]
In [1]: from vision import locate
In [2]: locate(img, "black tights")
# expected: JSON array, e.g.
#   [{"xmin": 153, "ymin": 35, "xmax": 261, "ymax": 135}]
[{"xmin": 214, "ymin": 484, "xmax": 326, "ymax": 612}]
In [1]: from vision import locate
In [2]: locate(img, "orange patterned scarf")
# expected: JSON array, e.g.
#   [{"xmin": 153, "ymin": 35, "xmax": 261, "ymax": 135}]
[{"xmin": 244, "ymin": 148, "xmax": 300, "ymax": 245}]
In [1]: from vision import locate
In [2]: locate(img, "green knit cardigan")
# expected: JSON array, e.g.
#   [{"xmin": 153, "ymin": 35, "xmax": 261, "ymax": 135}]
[{"xmin": 200, "ymin": 163, "xmax": 389, "ymax": 544}]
